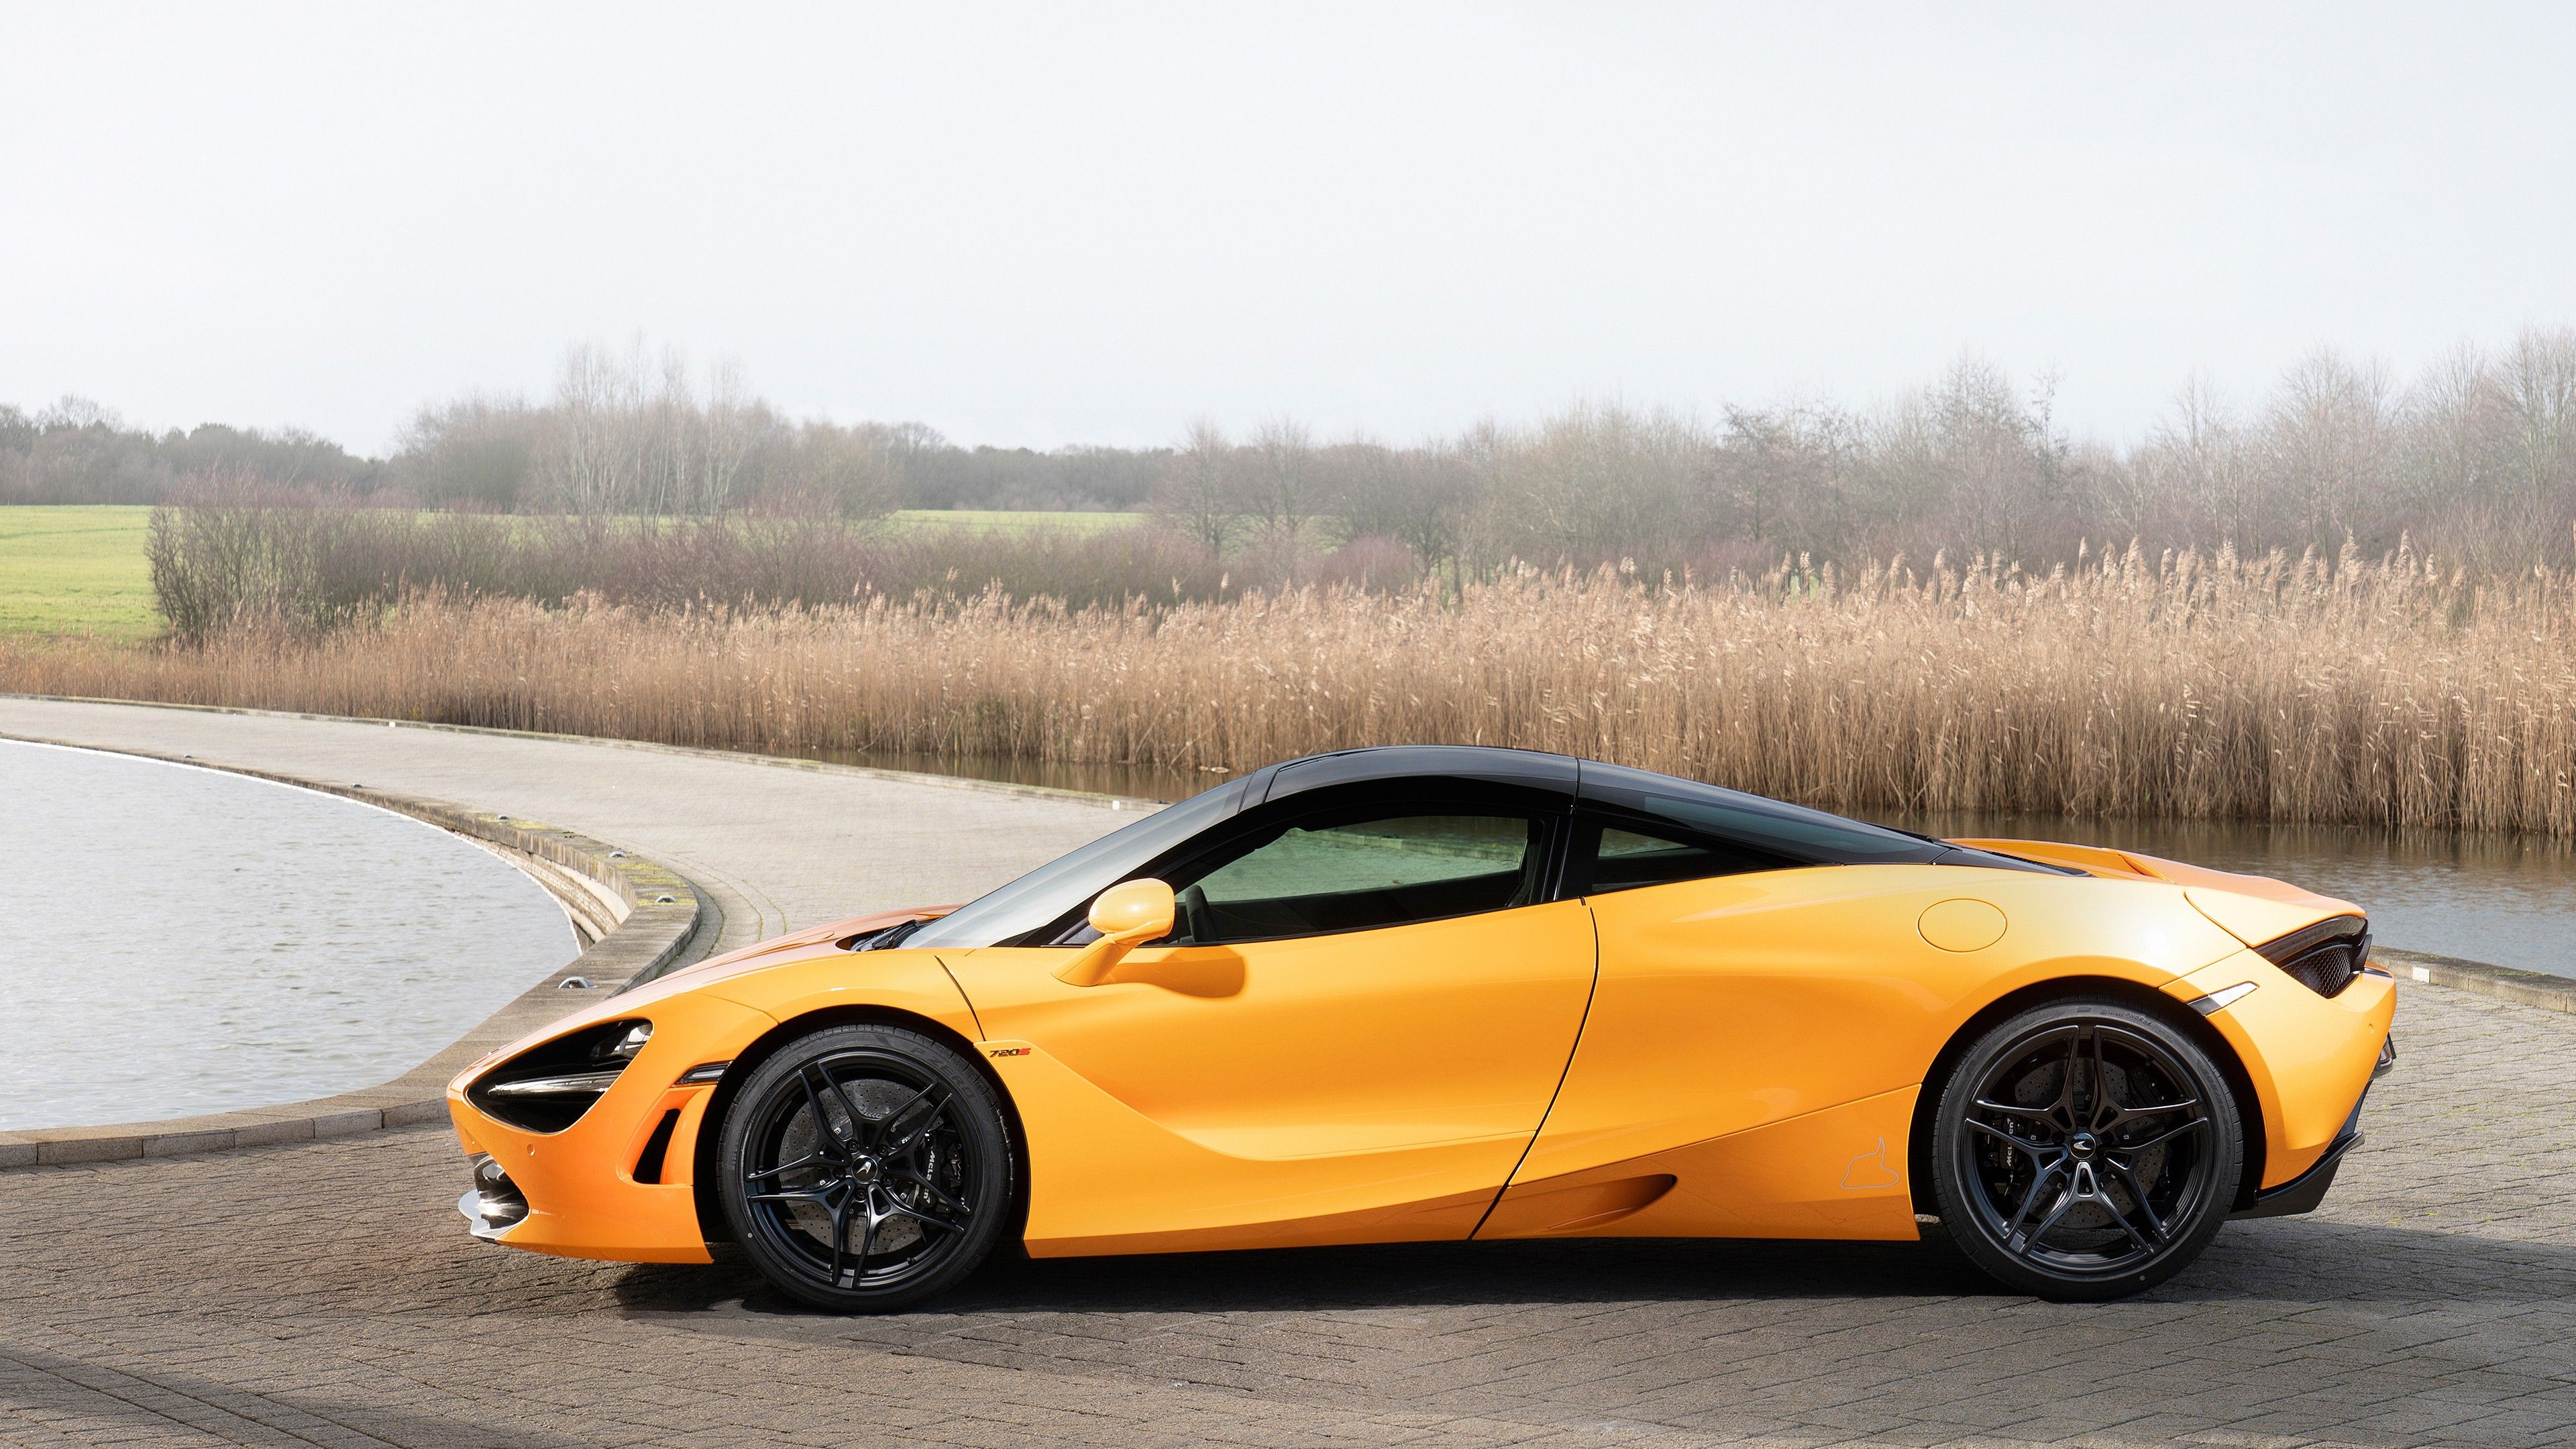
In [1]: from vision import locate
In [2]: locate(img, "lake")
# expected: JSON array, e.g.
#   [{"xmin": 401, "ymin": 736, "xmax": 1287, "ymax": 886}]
[{"xmin": 1, "ymin": 741, "xmax": 578, "ymax": 1131}]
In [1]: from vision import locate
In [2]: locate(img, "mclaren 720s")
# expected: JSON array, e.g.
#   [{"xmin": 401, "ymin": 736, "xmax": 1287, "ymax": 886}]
[{"xmin": 450, "ymin": 746, "xmax": 2396, "ymax": 1309}]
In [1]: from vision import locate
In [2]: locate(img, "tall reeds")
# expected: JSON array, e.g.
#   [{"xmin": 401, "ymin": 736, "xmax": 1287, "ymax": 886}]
[
  {"xmin": 139, "ymin": 494, "xmax": 1429, "ymax": 640},
  {"xmin": 9, "ymin": 543, "xmax": 2574, "ymax": 835}
]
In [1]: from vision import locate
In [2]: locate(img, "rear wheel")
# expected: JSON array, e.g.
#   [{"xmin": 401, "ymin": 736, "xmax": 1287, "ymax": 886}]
[
  {"xmin": 1929, "ymin": 998, "xmax": 2241, "ymax": 1301},
  {"xmin": 716, "ymin": 1024, "xmax": 1014, "ymax": 1313}
]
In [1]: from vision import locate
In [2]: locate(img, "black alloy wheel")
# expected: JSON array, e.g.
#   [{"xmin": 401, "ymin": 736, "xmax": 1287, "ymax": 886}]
[
  {"xmin": 1929, "ymin": 998, "xmax": 2241, "ymax": 1301},
  {"xmin": 716, "ymin": 1024, "xmax": 1014, "ymax": 1312}
]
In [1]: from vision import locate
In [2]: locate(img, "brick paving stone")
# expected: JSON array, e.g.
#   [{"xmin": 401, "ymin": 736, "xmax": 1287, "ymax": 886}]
[{"xmin": 2, "ymin": 985, "xmax": 2571, "ymax": 1447}]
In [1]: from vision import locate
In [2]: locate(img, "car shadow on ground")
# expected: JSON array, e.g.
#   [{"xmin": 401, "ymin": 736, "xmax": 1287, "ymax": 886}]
[{"xmin": 609, "ymin": 1216, "xmax": 2576, "ymax": 1320}]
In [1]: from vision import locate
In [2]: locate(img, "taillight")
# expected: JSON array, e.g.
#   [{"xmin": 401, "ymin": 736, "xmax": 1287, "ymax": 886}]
[{"xmin": 2257, "ymin": 915, "xmax": 2369, "ymax": 998}]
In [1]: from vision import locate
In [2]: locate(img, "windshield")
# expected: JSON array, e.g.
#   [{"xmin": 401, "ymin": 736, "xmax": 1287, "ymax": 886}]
[{"xmin": 906, "ymin": 777, "xmax": 1248, "ymax": 949}]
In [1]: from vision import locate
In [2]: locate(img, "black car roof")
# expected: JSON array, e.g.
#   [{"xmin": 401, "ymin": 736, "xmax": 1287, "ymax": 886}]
[
  {"xmin": 1251, "ymin": 745, "xmax": 1578, "ymax": 804},
  {"xmin": 1243, "ymin": 745, "xmax": 2070, "ymax": 873}
]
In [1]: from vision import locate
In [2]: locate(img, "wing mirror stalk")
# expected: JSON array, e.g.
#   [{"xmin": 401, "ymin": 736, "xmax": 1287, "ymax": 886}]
[{"xmin": 1057, "ymin": 879, "xmax": 1177, "ymax": 987}]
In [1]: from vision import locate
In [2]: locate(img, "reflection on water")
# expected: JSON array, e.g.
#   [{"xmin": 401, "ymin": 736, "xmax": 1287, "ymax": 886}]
[
  {"xmin": 745, "ymin": 747, "xmax": 2576, "ymax": 980},
  {"xmin": 1, "ymin": 741, "xmax": 578, "ymax": 1131}
]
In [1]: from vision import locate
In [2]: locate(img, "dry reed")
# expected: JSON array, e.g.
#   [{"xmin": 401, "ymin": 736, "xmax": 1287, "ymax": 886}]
[{"xmin": 9, "ymin": 543, "xmax": 2574, "ymax": 835}]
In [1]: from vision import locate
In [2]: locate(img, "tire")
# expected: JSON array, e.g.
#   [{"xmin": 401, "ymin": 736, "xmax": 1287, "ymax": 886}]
[
  {"xmin": 1929, "ymin": 997, "xmax": 2241, "ymax": 1301},
  {"xmin": 716, "ymin": 1024, "xmax": 1016, "ymax": 1313}
]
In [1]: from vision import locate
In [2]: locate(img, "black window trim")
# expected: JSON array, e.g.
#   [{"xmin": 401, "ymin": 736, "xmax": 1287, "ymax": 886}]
[
  {"xmin": 1563, "ymin": 804, "xmax": 2080, "ymax": 898},
  {"xmin": 1567, "ymin": 806, "xmax": 1802, "ymax": 898}
]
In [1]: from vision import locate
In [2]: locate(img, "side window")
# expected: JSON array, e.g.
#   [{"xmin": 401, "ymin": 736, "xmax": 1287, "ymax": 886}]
[
  {"xmin": 1579, "ymin": 818, "xmax": 1778, "ymax": 896},
  {"xmin": 1169, "ymin": 812, "xmax": 1544, "ymax": 945}
]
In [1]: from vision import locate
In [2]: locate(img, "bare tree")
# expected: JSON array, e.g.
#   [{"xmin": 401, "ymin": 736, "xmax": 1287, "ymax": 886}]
[
  {"xmin": 1242, "ymin": 417, "xmax": 1321, "ymax": 548},
  {"xmin": 396, "ymin": 394, "xmax": 540, "ymax": 510},
  {"xmin": 2264, "ymin": 349, "xmax": 2392, "ymax": 553},
  {"xmin": 538, "ymin": 341, "xmax": 647, "ymax": 515},
  {"xmin": 2134, "ymin": 376, "xmax": 2259, "ymax": 552},
  {"xmin": 1151, "ymin": 418, "xmax": 1242, "ymax": 553},
  {"xmin": 764, "ymin": 421, "xmax": 904, "ymax": 519},
  {"xmin": 1383, "ymin": 445, "xmax": 1485, "ymax": 583},
  {"xmin": 1717, "ymin": 401, "xmax": 1860, "ymax": 557},
  {"xmin": 690, "ymin": 358, "xmax": 763, "ymax": 515},
  {"xmin": 2500, "ymin": 328, "xmax": 2576, "ymax": 554},
  {"xmin": 1485, "ymin": 402, "xmax": 1713, "ymax": 563}
]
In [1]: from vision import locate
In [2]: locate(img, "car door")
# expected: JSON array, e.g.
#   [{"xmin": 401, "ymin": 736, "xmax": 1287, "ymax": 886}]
[
  {"xmin": 1483, "ymin": 811, "xmax": 1965, "ymax": 1241},
  {"xmin": 949, "ymin": 798, "xmax": 1597, "ymax": 1256}
]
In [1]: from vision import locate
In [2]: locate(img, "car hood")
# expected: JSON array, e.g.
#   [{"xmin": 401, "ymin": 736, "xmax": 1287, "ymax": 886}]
[
  {"xmin": 643, "ymin": 904, "xmax": 959, "ymax": 990},
  {"xmin": 449, "ymin": 904, "xmax": 962, "ymax": 1092}
]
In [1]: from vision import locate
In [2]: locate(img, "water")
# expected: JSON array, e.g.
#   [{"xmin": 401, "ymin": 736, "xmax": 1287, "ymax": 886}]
[
  {"xmin": 0, "ymin": 741, "xmax": 578, "ymax": 1131},
  {"xmin": 753, "ymin": 747, "xmax": 2576, "ymax": 979}
]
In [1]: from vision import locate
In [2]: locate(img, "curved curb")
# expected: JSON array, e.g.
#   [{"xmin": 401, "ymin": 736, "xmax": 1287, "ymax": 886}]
[
  {"xmin": 2377, "ymin": 948, "xmax": 2576, "ymax": 1016},
  {"xmin": 0, "ymin": 739, "xmax": 718, "ymax": 1171}
]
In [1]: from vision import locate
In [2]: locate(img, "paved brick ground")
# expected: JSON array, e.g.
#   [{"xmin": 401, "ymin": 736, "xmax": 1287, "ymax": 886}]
[{"xmin": 5, "ymin": 983, "xmax": 2572, "ymax": 1448}]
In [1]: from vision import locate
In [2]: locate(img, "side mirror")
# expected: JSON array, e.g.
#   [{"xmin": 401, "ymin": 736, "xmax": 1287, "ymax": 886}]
[{"xmin": 1056, "ymin": 879, "xmax": 1177, "ymax": 987}]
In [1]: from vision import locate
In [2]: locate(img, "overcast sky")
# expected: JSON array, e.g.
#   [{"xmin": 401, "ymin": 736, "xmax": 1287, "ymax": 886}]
[{"xmin": 4, "ymin": 4, "xmax": 2573, "ymax": 455}]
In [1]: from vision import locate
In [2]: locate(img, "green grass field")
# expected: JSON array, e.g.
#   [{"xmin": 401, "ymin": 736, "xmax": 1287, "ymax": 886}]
[
  {"xmin": 885, "ymin": 509, "xmax": 1142, "ymax": 536},
  {"xmin": 0, "ymin": 506, "xmax": 159, "ymax": 641},
  {"xmin": 0, "ymin": 505, "xmax": 1146, "ymax": 639}
]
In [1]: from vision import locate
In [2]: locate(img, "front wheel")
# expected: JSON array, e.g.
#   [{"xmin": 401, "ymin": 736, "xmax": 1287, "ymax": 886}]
[
  {"xmin": 716, "ymin": 1024, "xmax": 1016, "ymax": 1312},
  {"xmin": 1929, "ymin": 998, "xmax": 2242, "ymax": 1301}
]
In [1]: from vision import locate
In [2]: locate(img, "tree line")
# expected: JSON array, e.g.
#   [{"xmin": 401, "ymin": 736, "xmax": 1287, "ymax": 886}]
[
  {"xmin": 2, "ymin": 343, "xmax": 1165, "ymax": 517},
  {"xmin": 1165, "ymin": 334, "xmax": 2575, "ymax": 578},
  {"xmin": 15, "ymin": 330, "xmax": 2576, "ymax": 572}
]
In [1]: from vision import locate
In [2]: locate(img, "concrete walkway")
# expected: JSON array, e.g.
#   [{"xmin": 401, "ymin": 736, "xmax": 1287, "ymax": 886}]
[{"xmin": 0, "ymin": 698, "xmax": 1132, "ymax": 955}]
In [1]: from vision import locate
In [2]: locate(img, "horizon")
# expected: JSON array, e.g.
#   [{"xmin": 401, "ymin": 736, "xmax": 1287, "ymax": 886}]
[{"xmin": 9, "ymin": 323, "xmax": 2570, "ymax": 465}]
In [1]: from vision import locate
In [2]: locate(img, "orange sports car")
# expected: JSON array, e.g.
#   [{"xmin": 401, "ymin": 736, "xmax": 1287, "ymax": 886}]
[{"xmin": 449, "ymin": 747, "xmax": 2396, "ymax": 1308}]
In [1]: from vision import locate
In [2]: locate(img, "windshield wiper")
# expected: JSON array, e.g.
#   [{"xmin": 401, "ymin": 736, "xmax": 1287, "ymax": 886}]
[{"xmin": 856, "ymin": 918, "xmax": 927, "ymax": 951}]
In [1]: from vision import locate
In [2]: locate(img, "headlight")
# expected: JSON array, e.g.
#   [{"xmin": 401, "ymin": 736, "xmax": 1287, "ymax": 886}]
[{"xmin": 467, "ymin": 1019, "xmax": 651, "ymax": 1132}]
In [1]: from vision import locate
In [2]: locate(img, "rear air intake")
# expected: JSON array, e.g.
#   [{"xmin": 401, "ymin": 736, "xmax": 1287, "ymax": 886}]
[{"xmin": 2257, "ymin": 914, "xmax": 2369, "ymax": 998}]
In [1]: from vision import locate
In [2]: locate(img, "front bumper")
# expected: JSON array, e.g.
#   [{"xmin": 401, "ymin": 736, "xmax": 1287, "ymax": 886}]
[
  {"xmin": 449, "ymin": 1085, "xmax": 724, "ymax": 1263},
  {"xmin": 445, "ymin": 989, "xmax": 777, "ymax": 1265}
]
